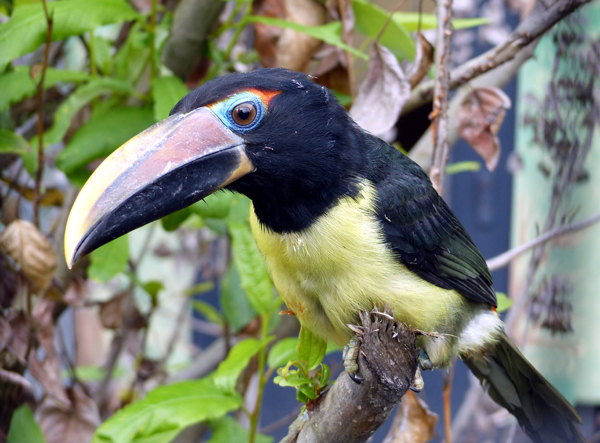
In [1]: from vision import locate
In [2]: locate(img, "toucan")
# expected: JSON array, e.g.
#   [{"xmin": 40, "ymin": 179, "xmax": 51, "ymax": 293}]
[{"xmin": 64, "ymin": 68, "xmax": 583, "ymax": 443}]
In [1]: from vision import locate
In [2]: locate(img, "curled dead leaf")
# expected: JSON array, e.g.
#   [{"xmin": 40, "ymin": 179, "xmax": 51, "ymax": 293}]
[
  {"xmin": 2, "ymin": 311, "xmax": 29, "ymax": 369},
  {"xmin": 350, "ymin": 44, "xmax": 410, "ymax": 141},
  {"xmin": 253, "ymin": 0, "xmax": 326, "ymax": 72},
  {"xmin": 0, "ymin": 220, "xmax": 57, "ymax": 293},
  {"xmin": 407, "ymin": 33, "xmax": 434, "ymax": 89},
  {"xmin": 456, "ymin": 87, "xmax": 511, "ymax": 171},
  {"xmin": 0, "ymin": 252, "xmax": 21, "ymax": 308},
  {"xmin": 99, "ymin": 291, "xmax": 145, "ymax": 330},
  {"xmin": 0, "ymin": 368, "xmax": 36, "ymax": 433},
  {"xmin": 36, "ymin": 386, "xmax": 101, "ymax": 443},
  {"xmin": 383, "ymin": 390, "xmax": 438, "ymax": 443}
]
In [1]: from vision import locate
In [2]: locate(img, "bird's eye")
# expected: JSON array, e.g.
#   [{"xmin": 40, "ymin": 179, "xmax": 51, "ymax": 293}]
[{"xmin": 232, "ymin": 103, "xmax": 257, "ymax": 126}]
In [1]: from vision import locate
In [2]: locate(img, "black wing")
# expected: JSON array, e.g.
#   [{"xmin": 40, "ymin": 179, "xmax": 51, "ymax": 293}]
[{"xmin": 366, "ymin": 141, "xmax": 496, "ymax": 306}]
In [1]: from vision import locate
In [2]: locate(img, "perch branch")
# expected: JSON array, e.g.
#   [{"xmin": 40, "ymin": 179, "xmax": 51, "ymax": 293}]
[
  {"xmin": 281, "ymin": 308, "xmax": 419, "ymax": 443},
  {"xmin": 402, "ymin": 0, "xmax": 592, "ymax": 117}
]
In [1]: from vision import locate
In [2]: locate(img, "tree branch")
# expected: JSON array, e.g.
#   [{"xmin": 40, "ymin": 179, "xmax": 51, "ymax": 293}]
[
  {"xmin": 486, "ymin": 211, "xmax": 600, "ymax": 272},
  {"xmin": 429, "ymin": 0, "xmax": 454, "ymax": 193},
  {"xmin": 402, "ymin": 0, "xmax": 592, "ymax": 117},
  {"xmin": 282, "ymin": 308, "xmax": 419, "ymax": 443}
]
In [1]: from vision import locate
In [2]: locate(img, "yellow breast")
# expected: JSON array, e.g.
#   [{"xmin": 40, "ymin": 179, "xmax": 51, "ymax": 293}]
[{"xmin": 249, "ymin": 181, "xmax": 465, "ymax": 348}]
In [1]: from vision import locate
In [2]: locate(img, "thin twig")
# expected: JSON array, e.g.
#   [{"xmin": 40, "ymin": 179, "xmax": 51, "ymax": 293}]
[
  {"xmin": 487, "ymin": 211, "xmax": 600, "ymax": 272},
  {"xmin": 402, "ymin": 0, "xmax": 592, "ymax": 116},
  {"xmin": 260, "ymin": 405, "xmax": 302, "ymax": 435},
  {"xmin": 443, "ymin": 357, "xmax": 456, "ymax": 443},
  {"xmin": 33, "ymin": 0, "xmax": 53, "ymax": 228},
  {"xmin": 429, "ymin": 0, "xmax": 453, "ymax": 194},
  {"xmin": 339, "ymin": 0, "xmax": 356, "ymax": 100}
]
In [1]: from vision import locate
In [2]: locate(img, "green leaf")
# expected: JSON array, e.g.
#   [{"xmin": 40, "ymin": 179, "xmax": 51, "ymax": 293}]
[
  {"xmin": 0, "ymin": 0, "xmax": 140, "ymax": 73},
  {"xmin": 152, "ymin": 75, "xmax": 188, "ymax": 121},
  {"xmin": 7, "ymin": 404, "xmax": 45, "ymax": 443},
  {"xmin": 213, "ymin": 337, "xmax": 273, "ymax": 392},
  {"xmin": 161, "ymin": 207, "xmax": 192, "ymax": 232},
  {"xmin": 0, "ymin": 129, "xmax": 29, "ymax": 155},
  {"xmin": 208, "ymin": 416, "xmax": 273, "ymax": 443},
  {"xmin": 0, "ymin": 67, "xmax": 35, "ymax": 112},
  {"xmin": 392, "ymin": 12, "xmax": 490, "ymax": 32},
  {"xmin": 91, "ymin": 378, "xmax": 241, "ymax": 443},
  {"xmin": 114, "ymin": 21, "xmax": 150, "ymax": 83},
  {"xmin": 56, "ymin": 106, "xmax": 155, "ymax": 180},
  {"xmin": 228, "ymin": 221, "xmax": 273, "ymax": 315},
  {"xmin": 273, "ymin": 371, "xmax": 313, "ymax": 388},
  {"xmin": 297, "ymin": 327, "xmax": 327, "ymax": 371},
  {"xmin": 91, "ymin": 35, "xmax": 114, "ymax": 76},
  {"xmin": 496, "ymin": 292, "xmax": 513, "ymax": 313},
  {"xmin": 193, "ymin": 300, "xmax": 223, "ymax": 325},
  {"xmin": 220, "ymin": 263, "xmax": 257, "ymax": 332},
  {"xmin": 318, "ymin": 363, "xmax": 330, "ymax": 388},
  {"xmin": 246, "ymin": 16, "xmax": 368, "ymax": 60},
  {"xmin": 190, "ymin": 192, "xmax": 233, "ymax": 220},
  {"xmin": 298, "ymin": 384, "xmax": 317, "ymax": 400},
  {"xmin": 184, "ymin": 281, "xmax": 215, "ymax": 297},
  {"xmin": 88, "ymin": 234, "xmax": 129, "ymax": 282},
  {"xmin": 446, "ymin": 161, "xmax": 482, "ymax": 175},
  {"xmin": 0, "ymin": 66, "xmax": 89, "ymax": 113},
  {"xmin": 141, "ymin": 280, "xmax": 164, "ymax": 305},
  {"xmin": 267, "ymin": 337, "xmax": 298, "ymax": 368},
  {"xmin": 352, "ymin": 0, "xmax": 415, "ymax": 61},
  {"xmin": 41, "ymin": 78, "xmax": 134, "ymax": 147}
]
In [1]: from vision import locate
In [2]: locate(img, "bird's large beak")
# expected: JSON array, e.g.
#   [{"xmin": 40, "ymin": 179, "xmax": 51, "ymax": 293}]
[{"xmin": 64, "ymin": 107, "xmax": 253, "ymax": 268}]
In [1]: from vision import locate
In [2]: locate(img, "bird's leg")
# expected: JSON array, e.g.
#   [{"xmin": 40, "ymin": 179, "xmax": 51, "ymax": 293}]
[
  {"xmin": 419, "ymin": 348, "xmax": 434, "ymax": 370},
  {"xmin": 343, "ymin": 337, "xmax": 364, "ymax": 384}
]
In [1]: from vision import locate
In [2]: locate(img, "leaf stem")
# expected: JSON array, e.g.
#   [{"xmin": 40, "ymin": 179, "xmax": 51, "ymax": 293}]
[
  {"xmin": 149, "ymin": 0, "xmax": 158, "ymax": 86},
  {"xmin": 33, "ymin": 0, "xmax": 53, "ymax": 228},
  {"xmin": 249, "ymin": 314, "xmax": 270, "ymax": 443}
]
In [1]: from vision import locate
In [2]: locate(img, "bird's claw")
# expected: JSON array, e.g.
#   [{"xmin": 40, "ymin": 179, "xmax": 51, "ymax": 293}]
[
  {"xmin": 409, "ymin": 367, "xmax": 424, "ymax": 392},
  {"xmin": 419, "ymin": 348, "xmax": 434, "ymax": 371},
  {"xmin": 343, "ymin": 337, "xmax": 363, "ymax": 384}
]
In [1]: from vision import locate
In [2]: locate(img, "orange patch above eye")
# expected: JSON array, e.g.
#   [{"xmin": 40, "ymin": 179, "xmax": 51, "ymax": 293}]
[{"xmin": 245, "ymin": 88, "xmax": 281, "ymax": 106}]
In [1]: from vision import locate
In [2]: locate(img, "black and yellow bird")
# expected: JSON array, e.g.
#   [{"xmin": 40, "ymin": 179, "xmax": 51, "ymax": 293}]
[{"xmin": 64, "ymin": 69, "xmax": 583, "ymax": 443}]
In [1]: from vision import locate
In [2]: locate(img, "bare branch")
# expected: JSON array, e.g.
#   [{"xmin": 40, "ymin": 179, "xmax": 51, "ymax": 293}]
[
  {"xmin": 429, "ymin": 0, "xmax": 454, "ymax": 193},
  {"xmin": 402, "ymin": 0, "xmax": 592, "ymax": 116},
  {"xmin": 487, "ymin": 211, "xmax": 600, "ymax": 272},
  {"xmin": 282, "ymin": 309, "xmax": 419, "ymax": 443}
]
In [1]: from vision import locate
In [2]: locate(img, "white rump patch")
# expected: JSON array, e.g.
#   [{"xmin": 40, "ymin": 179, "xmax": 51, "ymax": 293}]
[{"xmin": 457, "ymin": 311, "xmax": 503, "ymax": 354}]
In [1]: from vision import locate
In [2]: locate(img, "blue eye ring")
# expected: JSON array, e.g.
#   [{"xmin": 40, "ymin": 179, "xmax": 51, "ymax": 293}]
[{"xmin": 211, "ymin": 92, "xmax": 266, "ymax": 133}]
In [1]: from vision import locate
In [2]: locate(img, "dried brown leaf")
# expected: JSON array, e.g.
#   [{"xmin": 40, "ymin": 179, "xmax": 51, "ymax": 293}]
[
  {"xmin": 350, "ymin": 44, "xmax": 410, "ymax": 140},
  {"xmin": 0, "ymin": 253, "xmax": 21, "ymax": 309},
  {"xmin": 383, "ymin": 390, "xmax": 438, "ymax": 443},
  {"xmin": 0, "ymin": 368, "xmax": 36, "ymax": 433},
  {"xmin": 37, "ymin": 386, "xmax": 101, "ymax": 443},
  {"xmin": 407, "ymin": 33, "xmax": 434, "ymax": 89},
  {"xmin": 5, "ymin": 311, "xmax": 29, "ymax": 366},
  {"xmin": 99, "ymin": 291, "xmax": 145, "ymax": 331},
  {"xmin": 253, "ymin": 0, "xmax": 286, "ymax": 68},
  {"xmin": 456, "ymin": 87, "xmax": 511, "ymax": 171},
  {"xmin": 253, "ymin": 0, "xmax": 326, "ymax": 72},
  {"xmin": 0, "ymin": 220, "xmax": 57, "ymax": 293},
  {"xmin": 276, "ymin": 0, "xmax": 327, "ymax": 71},
  {"xmin": 99, "ymin": 292, "xmax": 127, "ymax": 330}
]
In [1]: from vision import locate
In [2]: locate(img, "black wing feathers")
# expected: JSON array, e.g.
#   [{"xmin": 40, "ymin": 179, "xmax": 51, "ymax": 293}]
[{"xmin": 364, "ymin": 137, "xmax": 496, "ymax": 306}]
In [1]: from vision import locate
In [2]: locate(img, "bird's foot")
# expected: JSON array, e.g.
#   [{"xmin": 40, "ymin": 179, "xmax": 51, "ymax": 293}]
[
  {"xmin": 343, "ymin": 337, "xmax": 364, "ymax": 384},
  {"xmin": 410, "ymin": 367, "xmax": 425, "ymax": 392},
  {"xmin": 419, "ymin": 348, "xmax": 434, "ymax": 371}
]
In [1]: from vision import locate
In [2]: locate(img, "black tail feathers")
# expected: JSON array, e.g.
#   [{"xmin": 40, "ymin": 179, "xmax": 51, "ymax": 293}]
[{"xmin": 462, "ymin": 332, "xmax": 584, "ymax": 443}]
